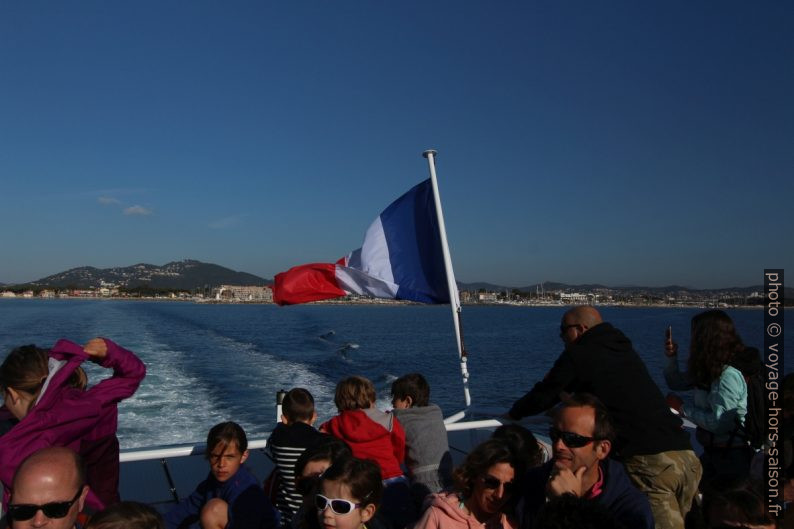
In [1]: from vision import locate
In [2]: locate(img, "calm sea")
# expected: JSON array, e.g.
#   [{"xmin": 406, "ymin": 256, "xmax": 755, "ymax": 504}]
[{"xmin": 0, "ymin": 300, "xmax": 789, "ymax": 449}]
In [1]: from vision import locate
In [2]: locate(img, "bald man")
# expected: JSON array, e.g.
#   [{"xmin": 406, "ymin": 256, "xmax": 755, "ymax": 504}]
[
  {"xmin": 508, "ymin": 306, "xmax": 701, "ymax": 529},
  {"xmin": 8, "ymin": 447, "xmax": 89, "ymax": 529}
]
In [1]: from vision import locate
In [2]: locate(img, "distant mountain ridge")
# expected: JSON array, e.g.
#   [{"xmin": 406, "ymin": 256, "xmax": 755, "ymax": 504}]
[
  {"xmin": 4, "ymin": 263, "xmax": 785, "ymax": 297},
  {"xmin": 26, "ymin": 260, "xmax": 270, "ymax": 290}
]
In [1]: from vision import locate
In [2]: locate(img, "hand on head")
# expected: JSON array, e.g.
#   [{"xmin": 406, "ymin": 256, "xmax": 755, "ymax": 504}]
[{"xmin": 83, "ymin": 338, "xmax": 108, "ymax": 361}]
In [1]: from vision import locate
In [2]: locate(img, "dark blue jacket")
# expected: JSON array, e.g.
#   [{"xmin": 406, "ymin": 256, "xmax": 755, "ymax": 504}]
[
  {"xmin": 518, "ymin": 459, "xmax": 653, "ymax": 529},
  {"xmin": 165, "ymin": 466, "xmax": 279, "ymax": 529}
]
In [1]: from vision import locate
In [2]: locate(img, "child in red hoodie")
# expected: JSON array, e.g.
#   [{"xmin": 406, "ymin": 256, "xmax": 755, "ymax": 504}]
[{"xmin": 321, "ymin": 376, "xmax": 417, "ymax": 527}]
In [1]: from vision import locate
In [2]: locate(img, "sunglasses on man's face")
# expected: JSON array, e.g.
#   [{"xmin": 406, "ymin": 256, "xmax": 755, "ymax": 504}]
[
  {"xmin": 315, "ymin": 494, "xmax": 362, "ymax": 515},
  {"xmin": 7, "ymin": 488, "xmax": 82, "ymax": 521},
  {"xmin": 480, "ymin": 475, "xmax": 515, "ymax": 495},
  {"xmin": 549, "ymin": 427, "xmax": 597, "ymax": 448}
]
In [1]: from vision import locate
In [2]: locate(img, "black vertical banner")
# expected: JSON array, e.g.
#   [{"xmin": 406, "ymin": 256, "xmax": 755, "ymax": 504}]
[{"xmin": 763, "ymin": 269, "xmax": 784, "ymax": 519}]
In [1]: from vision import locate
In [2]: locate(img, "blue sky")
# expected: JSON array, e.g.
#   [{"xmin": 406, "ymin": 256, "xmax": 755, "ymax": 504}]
[{"xmin": 1, "ymin": 2, "xmax": 791, "ymax": 288}]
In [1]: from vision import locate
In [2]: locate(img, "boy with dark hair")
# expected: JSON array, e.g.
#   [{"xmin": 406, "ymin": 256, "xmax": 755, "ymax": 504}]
[
  {"xmin": 391, "ymin": 373, "xmax": 452, "ymax": 506},
  {"xmin": 165, "ymin": 421, "xmax": 278, "ymax": 529},
  {"xmin": 267, "ymin": 388, "xmax": 325, "ymax": 528}
]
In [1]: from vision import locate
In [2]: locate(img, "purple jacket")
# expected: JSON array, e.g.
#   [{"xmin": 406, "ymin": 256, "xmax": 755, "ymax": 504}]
[{"xmin": 0, "ymin": 338, "xmax": 146, "ymax": 509}]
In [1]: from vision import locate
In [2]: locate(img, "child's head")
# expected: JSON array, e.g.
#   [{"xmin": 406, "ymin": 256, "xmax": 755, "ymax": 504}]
[
  {"xmin": 315, "ymin": 457, "xmax": 382, "ymax": 529},
  {"xmin": 295, "ymin": 437, "xmax": 352, "ymax": 499},
  {"xmin": 86, "ymin": 501, "xmax": 164, "ymax": 529},
  {"xmin": 491, "ymin": 423, "xmax": 544, "ymax": 469},
  {"xmin": 282, "ymin": 388, "xmax": 317, "ymax": 425},
  {"xmin": 390, "ymin": 373, "xmax": 430, "ymax": 409},
  {"xmin": 334, "ymin": 376, "xmax": 376, "ymax": 411},
  {"xmin": 206, "ymin": 421, "xmax": 249, "ymax": 483}
]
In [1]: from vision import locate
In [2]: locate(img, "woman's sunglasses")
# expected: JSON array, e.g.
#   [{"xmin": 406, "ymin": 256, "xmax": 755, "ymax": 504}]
[
  {"xmin": 549, "ymin": 427, "xmax": 597, "ymax": 448},
  {"xmin": 480, "ymin": 475, "xmax": 515, "ymax": 494},
  {"xmin": 315, "ymin": 494, "xmax": 362, "ymax": 515},
  {"xmin": 7, "ymin": 488, "xmax": 82, "ymax": 521}
]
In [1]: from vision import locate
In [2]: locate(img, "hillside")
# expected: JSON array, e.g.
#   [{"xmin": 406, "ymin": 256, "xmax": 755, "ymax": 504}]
[{"xmin": 28, "ymin": 260, "xmax": 270, "ymax": 290}]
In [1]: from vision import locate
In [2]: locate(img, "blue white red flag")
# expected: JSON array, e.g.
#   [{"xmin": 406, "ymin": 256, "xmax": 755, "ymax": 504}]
[{"xmin": 273, "ymin": 179, "xmax": 452, "ymax": 305}]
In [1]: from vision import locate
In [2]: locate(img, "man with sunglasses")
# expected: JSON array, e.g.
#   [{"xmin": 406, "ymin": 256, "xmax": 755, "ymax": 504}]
[
  {"xmin": 508, "ymin": 306, "xmax": 701, "ymax": 529},
  {"xmin": 517, "ymin": 394, "xmax": 653, "ymax": 529},
  {"xmin": 7, "ymin": 447, "xmax": 89, "ymax": 529}
]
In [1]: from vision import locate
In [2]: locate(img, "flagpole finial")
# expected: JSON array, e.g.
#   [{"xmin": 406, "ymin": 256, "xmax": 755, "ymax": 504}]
[{"xmin": 422, "ymin": 150, "xmax": 438, "ymax": 159}]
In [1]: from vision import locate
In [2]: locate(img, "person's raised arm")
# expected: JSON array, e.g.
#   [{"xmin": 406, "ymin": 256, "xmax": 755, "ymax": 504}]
[
  {"xmin": 662, "ymin": 339, "xmax": 694, "ymax": 391},
  {"xmin": 508, "ymin": 351, "xmax": 576, "ymax": 420},
  {"xmin": 85, "ymin": 338, "xmax": 146, "ymax": 404}
]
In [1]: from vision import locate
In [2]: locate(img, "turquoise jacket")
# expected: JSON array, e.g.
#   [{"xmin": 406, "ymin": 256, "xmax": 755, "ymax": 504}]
[{"xmin": 664, "ymin": 357, "xmax": 747, "ymax": 444}]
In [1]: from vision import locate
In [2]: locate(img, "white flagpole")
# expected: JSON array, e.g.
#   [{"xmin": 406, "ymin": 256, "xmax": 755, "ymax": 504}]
[{"xmin": 422, "ymin": 149, "xmax": 471, "ymax": 408}]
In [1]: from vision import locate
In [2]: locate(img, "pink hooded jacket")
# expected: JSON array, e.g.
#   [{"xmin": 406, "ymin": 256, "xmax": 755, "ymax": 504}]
[
  {"xmin": 0, "ymin": 338, "xmax": 146, "ymax": 510},
  {"xmin": 413, "ymin": 492, "xmax": 516, "ymax": 529}
]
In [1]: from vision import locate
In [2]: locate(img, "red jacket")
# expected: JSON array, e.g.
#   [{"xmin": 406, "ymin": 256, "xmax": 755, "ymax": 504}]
[{"xmin": 322, "ymin": 408, "xmax": 405, "ymax": 479}]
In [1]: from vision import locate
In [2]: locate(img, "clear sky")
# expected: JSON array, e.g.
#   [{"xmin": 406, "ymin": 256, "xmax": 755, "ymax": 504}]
[{"xmin": 1, "ymin": 2, "xmax": 791, "ymax": 289}]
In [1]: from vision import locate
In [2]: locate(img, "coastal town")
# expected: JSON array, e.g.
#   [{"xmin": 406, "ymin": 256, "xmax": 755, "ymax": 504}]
[{"xmin": 0, "ymin": 282, "xmax": 779, "ymax": 308}]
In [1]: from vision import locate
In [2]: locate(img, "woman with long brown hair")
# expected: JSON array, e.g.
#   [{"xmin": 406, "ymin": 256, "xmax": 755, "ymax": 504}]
[
  {"xmin": 663, "ymin": 309, "xmax": 754, "ymax": 484},
  {"xmin": 0, "ymin": 337, "xmax": 146, "ymax": 510}
]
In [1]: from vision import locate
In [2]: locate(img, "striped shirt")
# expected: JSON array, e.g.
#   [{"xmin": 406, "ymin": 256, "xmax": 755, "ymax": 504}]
[{"xmin": 267, "ymin": 422, "xmax": 325, "ymax": 527}]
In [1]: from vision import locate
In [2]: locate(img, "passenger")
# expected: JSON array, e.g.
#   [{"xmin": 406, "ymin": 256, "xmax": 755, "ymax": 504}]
[
  {"xmin": 164, "ymin": 421, "xmax": 279, "ymax": 529},
  {"xmin": 507, "ymin": 306, "xmax": 700, "ymax": 529},
  {"xmin": 0, "ymin": 337, "xmax": 146, "ymax": 510},
  {"xmin": 86, "ymin": 501, "xmax": 165, "ymax": 529},
  {"xmin": 7, "ymin": 447, "xmax": 90, "ymax": 529},
  {"xmin": 292, "ymin": 437, "xmax": 353, "ymax": 529},
  {"xmin": 664, "ymin": 309, "xmax": 754, "ymax": 484},
  {"xmin": 517, "ymin": 393, "xmax": 653, "ymax": 529},
  {"xmin": 413, "ymin": 438, "xmax": 520, "ymax": 529},
  {"xmin": 390, "ymin": 373, "xmax": 453, "ymax": 506},
  {"xmin": 268, "ymin": 388, "xmax": 326, "ymax": 527},
  {"xmin": 490, "ymin": 424, "xmax": 545, "ymax": 470},
  {"xmin": 314, "ymin": 457, "xmax": 385, "ymax": 529},
  {"xmin": 321, "ymin": 376, "xmax": 416, "ymax": 528},
  {"xmin": 700, "ymin": 479, "xmax": 776, "ymax": 529}
]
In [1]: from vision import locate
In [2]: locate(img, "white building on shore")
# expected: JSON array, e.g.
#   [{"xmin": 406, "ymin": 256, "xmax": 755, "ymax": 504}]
[{"xmin": 214, "ymin": 285, "xmax": 273, "ymax": 303}]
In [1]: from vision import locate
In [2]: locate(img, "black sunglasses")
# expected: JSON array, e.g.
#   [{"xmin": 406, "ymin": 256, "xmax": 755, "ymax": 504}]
[
  {"xmin": 7, "ymin": 488, "xmax": 82, "ymax": 521},
  {"xmin": 480, "ymin": 475, "xmax": 515, "ymax": 494},
  {"xmin": 559, "ymin": 323, "xmax": 578, "ymax": 335},
  {"xmin": 549, "ymin": 427, "xmax": 597, "ymax": 448}
]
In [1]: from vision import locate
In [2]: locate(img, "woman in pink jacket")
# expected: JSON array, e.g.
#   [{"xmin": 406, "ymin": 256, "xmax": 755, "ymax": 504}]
[
  {"xmin": 0, "ymin": 337, "xmax": 146, "ymax": 509},
  {"xmin": 413, "ymin": 439, "xmax": 520, "ymax": 529}
]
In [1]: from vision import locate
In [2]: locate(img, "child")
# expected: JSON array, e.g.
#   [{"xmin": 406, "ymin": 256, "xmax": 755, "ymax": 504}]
[
  {"xmin": 320, "ymin": 376, "xmax": 405, "ymax": 480},
  {"xmin": 165, "ymin": 422, "xmax": 279, "ymax": 529},
  {"xmin": 315, "ymin": 457, "xmax": 383, "ymax": 529},
  {"xmin": 292, "ymin": 437, "xmax": 352, "ymax": 529},
  {"xmin": 267, "ymin": 388, "xmax": 325, "ymax": 527},
  {"xmin": 87, "ymin": 501, "xmax": 165, "ymax": 529},
  {"xmin": 321, "ymin": 376, "xmax": 416, "ymax": 527},
  {"xmin": 390, "ymin": 373, "xmax": 453, "ymax": 505}
]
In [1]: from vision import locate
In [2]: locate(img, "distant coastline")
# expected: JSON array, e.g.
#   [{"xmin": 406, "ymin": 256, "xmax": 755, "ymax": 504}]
[{"xmin": 0, "ymin": 294, "xmax": 780, "ymax": 310}]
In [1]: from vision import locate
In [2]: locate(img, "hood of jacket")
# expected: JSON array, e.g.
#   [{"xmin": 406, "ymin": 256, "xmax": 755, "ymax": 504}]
[{"xmin": 324, "ymin": 409, "xmax": 392, "ymax": 444}]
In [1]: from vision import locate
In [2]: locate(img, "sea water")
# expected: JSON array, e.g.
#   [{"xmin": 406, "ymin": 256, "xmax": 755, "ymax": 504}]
[{"xmin": 0, "ymin": 300, "xmax": 788, "ymax": 449}]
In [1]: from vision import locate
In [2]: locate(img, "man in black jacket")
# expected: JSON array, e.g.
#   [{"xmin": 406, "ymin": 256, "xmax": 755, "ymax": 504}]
[{"xmin": 508, "ymin": 306, "xmax": 701, "ymax": 529}]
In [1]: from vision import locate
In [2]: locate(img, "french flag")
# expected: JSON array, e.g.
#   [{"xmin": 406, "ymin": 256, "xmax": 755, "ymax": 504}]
[{"xmin": 273, "ymin": 179, "xmax": 452, "ymax": 306}]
